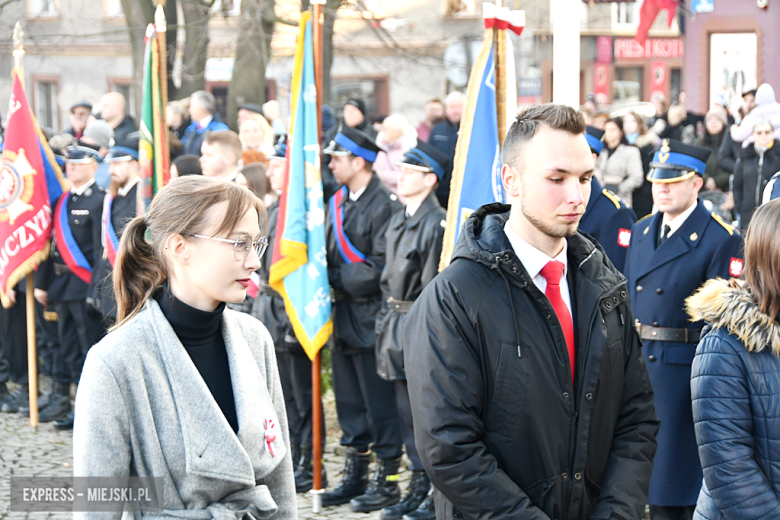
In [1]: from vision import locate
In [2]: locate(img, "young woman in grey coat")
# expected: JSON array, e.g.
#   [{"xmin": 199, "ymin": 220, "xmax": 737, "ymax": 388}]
[{"xmin": 72, "ymin": 176, "xmax": 297, "ymax": 519}]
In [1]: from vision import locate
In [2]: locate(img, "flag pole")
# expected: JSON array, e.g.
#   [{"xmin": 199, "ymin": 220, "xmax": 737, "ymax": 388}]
[
  {"xmin": 494, "ymin": 0, "xmax": 507, "ymax": 145},
  {"xmin": 154, "ymin": 2, "xmax": 170, "ymax": 184},
  {"xmin": 13, "ymin": 22, "xmax": 39, "ymax": 430},
  {"xmin": 310, "ymin": 0, "xmax": 325, "ymax": 512}
]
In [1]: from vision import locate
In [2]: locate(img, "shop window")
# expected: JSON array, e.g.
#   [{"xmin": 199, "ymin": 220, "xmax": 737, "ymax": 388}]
[
  {"xmin": 331, "ymin": 77, "xmax": 390, "ymax": 122},
  {"xmin": 670, "ymin": 68, "xmax": 681, "ymax": 105},
  {"xmin": 32, "ymin": 77, "xmax": 60, "ymax": 133},
  {"xmin": 28, "ymin": 0, "xmax": 58, "ymax": 17},
  {"xmin": 613, "ymin": 67, "xmax": 643, "ymax": 105}
]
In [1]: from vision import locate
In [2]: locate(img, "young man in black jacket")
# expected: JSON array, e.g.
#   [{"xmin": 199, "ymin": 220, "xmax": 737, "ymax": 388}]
[{"xmin": 404, "ymin": 104, "xmax": 659, "ymax": 520}]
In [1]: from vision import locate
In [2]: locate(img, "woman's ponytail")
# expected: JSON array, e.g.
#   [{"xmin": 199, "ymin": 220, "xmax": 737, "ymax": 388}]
[{"xmin": 112, "ymin": 215, "xmax": 166, "ymax": 328}]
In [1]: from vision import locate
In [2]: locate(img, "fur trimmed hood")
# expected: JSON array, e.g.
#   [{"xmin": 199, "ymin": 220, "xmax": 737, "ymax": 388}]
[{"xmin": 686, "ymin": 278, "xmax": 780, "ymax": 355}]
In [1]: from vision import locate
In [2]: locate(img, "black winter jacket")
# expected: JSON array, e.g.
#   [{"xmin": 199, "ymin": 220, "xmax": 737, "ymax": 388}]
[
  {"xmin": 375, "ymin": 192, "xmax": 446, "ymax": 381},
  {"xmin": 732, "ymin": 143, "xmax": 780, "ymax": 229},
  {"xmin": 404, "ymin": 203, "xmax": 659, "ymax": 520}
]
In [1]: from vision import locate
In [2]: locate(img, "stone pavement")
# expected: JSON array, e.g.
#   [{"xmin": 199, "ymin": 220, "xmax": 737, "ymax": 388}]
[{"xmin": 0, "ymin": 388, "xmax": 412, "ymax": 520}]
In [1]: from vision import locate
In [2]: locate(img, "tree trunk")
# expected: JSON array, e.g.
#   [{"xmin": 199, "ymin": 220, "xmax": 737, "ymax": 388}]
[
  {"xmin": 177, "ymin": 0, "xmax": 211, "ymax": 99},
  {"xmin": 321, "ymin": 0, "xmax": 342, "ymax": 107},
  {"xmin": 120, "ymin": 0, "xmax": 155, "ymax": 118},
  {"xmin": 226, "ymin": 0, "xmax": 275, "ymax": 130}
]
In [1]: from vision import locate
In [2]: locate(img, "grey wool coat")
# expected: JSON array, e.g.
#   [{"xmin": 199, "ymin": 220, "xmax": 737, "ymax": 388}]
[{"xmin": 72, "ymin": 299, "xmax": 297, "ymax": 520}]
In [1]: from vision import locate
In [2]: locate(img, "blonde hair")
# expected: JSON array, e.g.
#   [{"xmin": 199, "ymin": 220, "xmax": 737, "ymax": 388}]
[
  {"xmin": 239, "ymin": 113, "xmax": 275, "ymax": 152},
  {"xmin": 113, "ymin": 176, "xmax": 266, "ymax": 327}
]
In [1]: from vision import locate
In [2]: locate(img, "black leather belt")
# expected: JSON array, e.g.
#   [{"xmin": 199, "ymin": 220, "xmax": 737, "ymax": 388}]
[
  {"xmin": 53, "ymin": 263, "xmax": 71, "ymax": 276},
  {"xmin": 636, "ymin": 322, "xmax": 702, "ymax": 343},
  {"xmin": 387, "ymin": 298, "xmax": 414, "ymax": 314},
  {"xmin": 331, "ymin": 289, "xmax": 373, "ymax": 303}
]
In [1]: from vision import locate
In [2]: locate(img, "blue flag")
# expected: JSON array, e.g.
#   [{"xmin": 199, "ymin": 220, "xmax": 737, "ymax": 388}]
[
  {"xmin": 440, "ymin": 29, "xmax": 504, "ymax": 267},
  {"xmin": 269, "ymin": 12, "xmax": 332, "ymax": 359}
]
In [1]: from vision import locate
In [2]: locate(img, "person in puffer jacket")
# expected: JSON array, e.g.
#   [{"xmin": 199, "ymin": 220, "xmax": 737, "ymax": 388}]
[{"xmin": 686, "ymin": 199, "xmax": 780, "ymax": 520}]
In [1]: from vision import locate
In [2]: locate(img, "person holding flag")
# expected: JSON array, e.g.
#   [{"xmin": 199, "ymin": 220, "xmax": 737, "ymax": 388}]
[
  {"xmin": 35, "ymin": 146, "xmax": 107, "ymax": 428},
  {"xmin": 88, "ymin": 140, "xmax": 140, "ymax": 324},
  {"xmin": 320, "ymin": 126, "xmax": 404, "ymax": 510}
]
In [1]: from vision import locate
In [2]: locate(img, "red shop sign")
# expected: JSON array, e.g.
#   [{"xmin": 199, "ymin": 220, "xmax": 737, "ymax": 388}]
[{"xmin": 614, "ymin": 38, "xmax": 683, "ymax": 59}]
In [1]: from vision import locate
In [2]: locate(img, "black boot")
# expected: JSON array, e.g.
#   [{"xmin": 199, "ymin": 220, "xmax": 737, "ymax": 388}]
[
  {"xmin": 19, "ymin": 378, "xmax": 53, "ymax": 417},
  {"xmin": 402, "ymin": 489, "xmax": 435, "ymax": 520},
  {"xmin": 321, "ymin": 448, "xmax": 371, "ymax": 506},
  {"xmin": 381, "ymin": 471, "xmax": 431, "ymax": 519},
  {"xmin": 350, "ymin": 457, "xmax": 402, "ymax": 513},
  {"xmin": 295, "ymin": 447, "xmax": 328, "ymax": 493},
  {"xmin": 37, "ymin": 383, "xmax": 71, "ymax": 423},
  {"xmin": 53, "ymin": 411, "xmax": 74, "ymax": 431},
  {"xmin": 1, "ymin": 384, "xmax": 29, "ymax": 413}
]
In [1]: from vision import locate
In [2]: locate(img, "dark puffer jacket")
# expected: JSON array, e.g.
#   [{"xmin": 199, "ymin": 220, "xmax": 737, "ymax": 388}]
[
  {"xmin": 732, "ymin": 143, "xmax": 780, "ymax": 229},
  {"xmin": 687, "ymin": 278, "xmax": 780, "ymax": 520},
  {"xmin": 404, "ymin": 203, "xmax": 659, "ymax": 520}
]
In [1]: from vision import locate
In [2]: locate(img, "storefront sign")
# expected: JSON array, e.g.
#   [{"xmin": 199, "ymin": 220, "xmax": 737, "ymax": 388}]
[
  {"xmin": 593, "ymin": 63, "xmax": 610, "ymax": 106},
  {"xmin": 650, "ymin": 60, "xmax": 667, "ymax": 99},
  {"xmin": 614, "ymin": 38, "xmax": 683, "ymax": 59},
  {"xmin": 518, "ymin": 78, "xmax": 542, "ymax": 105},
  {"xmin": 596, "ymin": 36, "xmax": 613, "ymax": 63}
]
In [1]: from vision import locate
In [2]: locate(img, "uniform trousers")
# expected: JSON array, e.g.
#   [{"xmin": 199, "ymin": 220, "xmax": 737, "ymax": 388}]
[
  {"xmin": 0, "ymin": 296, "xmax": 29, "ymax": 384},
  {"xmin": 394, "ymin": 379, "xmax": 423, "ymax": 471},
  {"xmin": 36, "ymin": 302, "xmax": 59, "ymax": 377},
  {"xmin": 331, "ymin": 347, "xmax": 403, "ymax": 460},
  {"xmin": 276, "ymin": 348, "xmax": 325, "ymax": 451},
  {"xmin": 51, "ymin": 300, "xmax": 104, "ymax": 384}
]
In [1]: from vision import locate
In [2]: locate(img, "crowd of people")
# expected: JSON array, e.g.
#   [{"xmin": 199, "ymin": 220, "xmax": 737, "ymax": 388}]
[{"xmin": 1, "ymin": 82, "xmax": 780, "ymax": 520}]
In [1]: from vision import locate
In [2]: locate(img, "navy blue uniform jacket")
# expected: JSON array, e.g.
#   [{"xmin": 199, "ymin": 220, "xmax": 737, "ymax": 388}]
[
  {"xmin": 579, "ymin": 177, "xmax": 636, "ymax": 274},
  {"xmin": 624, "ymin": 199, "xmax": 743, "ymax": 507}
]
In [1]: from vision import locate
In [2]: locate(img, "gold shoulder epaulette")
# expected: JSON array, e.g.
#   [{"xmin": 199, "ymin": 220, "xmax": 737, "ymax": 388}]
[
  {"xmin": 601, "ymin": 189, "xmax": 623, "ymax": 210},
  {"xmin": 636, "ymin": 213, "xmax": 653, "ymax": 224},
  {"xmin": 711, "ymin": 213, "xmax": 735, "ymax": 235}
]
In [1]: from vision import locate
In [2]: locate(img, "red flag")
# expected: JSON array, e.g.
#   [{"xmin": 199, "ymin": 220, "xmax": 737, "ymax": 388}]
[
  {"xmin": 635, "ymin": 0, "xmax": 678, "ymax": 46},
  {"xmin": 0, "ymin": 70, "xmax": 66, "ymax": 305}
]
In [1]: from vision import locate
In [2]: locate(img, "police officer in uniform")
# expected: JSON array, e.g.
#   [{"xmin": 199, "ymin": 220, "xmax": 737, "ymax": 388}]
[
  {"xmin": 35, "ymin": 146, "xmax": 106, "ymax": 429},
  {"xmin": 89, "ymin": 140, "xmax": 140, "ymax": 325},
  {"xmin": 580, "ymin": 126, "xmax": 637, "ymax": 273},
  {"xmin": 625, "ymin": 139, "xmax": 744, "ymax": 520},
  {"xmin": 374, "ymin": 141, "xmax": 448, "ymax": 520},
  {"xmin": 253, "ymin": 139, "xmax": 327, "ymax": 494},
  {"xmin": 321, "ymin": 127, "xmax": 404, "ymax": 509}
]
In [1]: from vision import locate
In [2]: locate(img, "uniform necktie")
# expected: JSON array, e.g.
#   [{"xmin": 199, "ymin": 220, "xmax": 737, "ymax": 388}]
[
  {"xmin": 540, "ymin": 261, "xmax": 575, "ymax": 383},
  {"xmin": 659, "ymin": 224, "xmax": 671, "ymax": 246}
]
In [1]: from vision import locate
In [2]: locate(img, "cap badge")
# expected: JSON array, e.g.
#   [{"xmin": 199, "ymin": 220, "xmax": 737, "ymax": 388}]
[{"xmin": 659, "ymin": 140, "xmax": 670, "ymax": 164}]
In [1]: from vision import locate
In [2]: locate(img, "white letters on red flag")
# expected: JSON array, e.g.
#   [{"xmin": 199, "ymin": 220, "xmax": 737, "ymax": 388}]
[{"xmin": 0, "ymin": 71, "xmax": 66, "ymax": 305}]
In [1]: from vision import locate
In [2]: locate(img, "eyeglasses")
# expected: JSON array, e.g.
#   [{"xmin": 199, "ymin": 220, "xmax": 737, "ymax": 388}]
[{"xmin": 182, "ymin": 233, "xmax": 269, "ymax": 261}]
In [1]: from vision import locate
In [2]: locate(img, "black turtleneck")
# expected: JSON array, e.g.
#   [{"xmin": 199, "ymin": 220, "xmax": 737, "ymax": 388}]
[{"xmin": 156, "ymin": 284, "xmax": 238, "ymax": 433}]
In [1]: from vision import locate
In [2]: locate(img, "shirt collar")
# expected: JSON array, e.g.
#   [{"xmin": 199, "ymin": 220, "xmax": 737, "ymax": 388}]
[
  {"xmin": 503, "ymin": 221, "xmax": 568, "ymax": 280},
  {"xmin": 199, "ymin": 115, "xmax": 213, "ymax": 128},
  {"xmin": 349, "ymin": 184, "xmax": 367, "ymax": 202},
  {"xmin": 71, "ymin": 178, "xmax": 96, "ymax": 196},
  {"xmin": 661, "ymin": 200, "xmax": 698, "ymax": 238},
  {"xmin": 117, "ymin": 177, "xmax": 140, "ymax": 198}
]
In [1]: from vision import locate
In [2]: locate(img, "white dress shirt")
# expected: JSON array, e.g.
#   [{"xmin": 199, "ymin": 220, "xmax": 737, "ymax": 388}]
[
  {"xmin": 71, "ymin": 178, "xmax": 96, "ymax": 196},
  {"xmin": 349, "ymin": 184, "xmax": 367, "ymax": 202},
  {"xmin": 661, "ymin": 201, "xmax": 697, "ymax": 239},
  {"xmin": 504, "ymin": 222, "xmax": 572, "ymax": 315}
]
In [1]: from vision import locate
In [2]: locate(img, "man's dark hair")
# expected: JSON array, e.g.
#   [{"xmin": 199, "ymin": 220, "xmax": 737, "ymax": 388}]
[{"xmin": 501, "ymin": 104, "xmax": 585, "ymax": 169}]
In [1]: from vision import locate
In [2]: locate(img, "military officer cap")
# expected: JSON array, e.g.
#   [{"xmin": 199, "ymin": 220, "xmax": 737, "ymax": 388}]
[
  {"xmin": 268, "ymin": 135, "xmax": 288, "ymax": 163},
  {"xmin": 399, "ymin": 140, "xmax": 450, "ymax": 181},
  {"xmin": 70, "ymin": 100, "xmax": 92, "ymax": 113},
  {"xmin": 105, "ymin": 139, "xmax": 139, "ymax": 163},
  {"xmin": 323, "ymin": 126, "xmax": 382, "ymax": 163},
  {"xmin": 585, "ymin": 126, "xmax": 605, "ymax": 155},
  {"xmin": 648, "ymin": 139, "xmax": 711, "ymax": 183},
  {"xmin": 64, "ymin": 145, "xmax": 101, "ymax": 164},
  {"xmin": 238, "ymin": 103, "xmax": 265, "ymax": 116}
]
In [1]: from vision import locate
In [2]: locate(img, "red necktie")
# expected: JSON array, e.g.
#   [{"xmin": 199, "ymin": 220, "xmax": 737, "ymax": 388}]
[{"xmin": 540, "ymin": 261, "xmax": 575, "ymax": 383}]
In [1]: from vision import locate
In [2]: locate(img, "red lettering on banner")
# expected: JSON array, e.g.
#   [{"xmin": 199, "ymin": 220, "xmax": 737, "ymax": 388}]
[{"xmin": 614, "ymin": 38, "xmax": 683, "ymax": 59}]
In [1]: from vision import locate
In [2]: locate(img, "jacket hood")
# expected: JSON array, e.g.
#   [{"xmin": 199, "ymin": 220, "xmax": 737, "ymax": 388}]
[
  {"xmin": 756, "ymin": 83, "xmax": 777, "ymax": 106},
  {"xmin": 451, "ymin": 203, "xmax": 623, "ymax": 291},
  {"xmin": 686, "ymin": 278, "xmax": 780, "ymax": 355}
]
